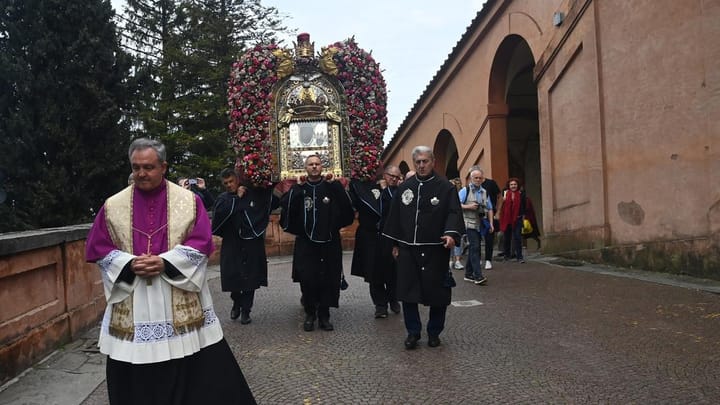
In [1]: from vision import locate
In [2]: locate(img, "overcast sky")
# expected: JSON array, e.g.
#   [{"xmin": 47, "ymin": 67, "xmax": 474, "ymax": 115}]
[{"xmin": 110, "ymin": 0, "xmax": 486, "ymax": 145}]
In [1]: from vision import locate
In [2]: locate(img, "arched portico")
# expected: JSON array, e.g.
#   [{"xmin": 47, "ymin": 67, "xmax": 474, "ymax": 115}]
[
  {"xmin": 488, "ymin": 34, "xmax": 541, "ymax": 239},
  {"xmin": 382, "ymin": 1, "xmax": 718, "ymax": 276}
]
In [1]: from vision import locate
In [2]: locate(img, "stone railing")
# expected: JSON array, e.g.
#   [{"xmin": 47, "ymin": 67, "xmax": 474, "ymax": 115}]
[
  {"xmin": 0, "ymin": 214, "xmax": 357, "ymax": 384},
  {"xmin": 0, "ymin": 225, "xmax": 104, "ymax": 385}
]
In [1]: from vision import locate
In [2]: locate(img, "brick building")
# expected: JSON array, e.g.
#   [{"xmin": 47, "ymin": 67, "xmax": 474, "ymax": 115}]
[{"xmin": 382, "ymin": 0, "xmax": 720, "ymax": 278}]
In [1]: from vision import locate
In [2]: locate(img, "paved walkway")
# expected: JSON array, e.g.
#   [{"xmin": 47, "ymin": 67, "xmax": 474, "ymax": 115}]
[{"xmin": 2, "ymin": 252, "xmax": 720, "ymax": 404}]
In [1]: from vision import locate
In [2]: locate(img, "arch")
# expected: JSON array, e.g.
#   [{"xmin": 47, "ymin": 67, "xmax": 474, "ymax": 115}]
[
  {"xmin": 433, "ymin": 129, "xmax": 460, "ymax": 179},
  {"xmin": 488, "ymin": 34, "xmax": 542, "ymax": 245},
  {"xmin": 398, "ymin": 161, "xmax": 410, "ymax": 176}
]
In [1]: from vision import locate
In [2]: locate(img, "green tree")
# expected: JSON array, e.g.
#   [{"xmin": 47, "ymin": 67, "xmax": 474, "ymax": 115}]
[
  {"xmin": 0, "ymin": 0, "xmax": 132, "ymax": 232},
  {"xmin": 120, "ymin": 0, "xmax": 286, "ymax": 188}
]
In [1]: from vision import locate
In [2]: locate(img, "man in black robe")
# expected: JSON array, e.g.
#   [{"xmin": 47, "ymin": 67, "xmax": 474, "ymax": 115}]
[
  {"xmin": 212, "ymin": 168, "xmax": 278, "ymax": 324},
  {"xmin": 349, "ymin": 165, "xmax": 403, "ymax": 319},
  {"xmin": 383, "ymin": 146, "xmax": 465, "ymax": 349},
  {"xmin": 280, "ymin": 155, "xmax": 355, "ymax": 332}
]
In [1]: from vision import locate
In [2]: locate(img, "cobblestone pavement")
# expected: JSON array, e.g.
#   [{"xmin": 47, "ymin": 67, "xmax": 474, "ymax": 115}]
[{"xmin": 72, "ymin": 252, "xmax": 720, "ymax": 404}]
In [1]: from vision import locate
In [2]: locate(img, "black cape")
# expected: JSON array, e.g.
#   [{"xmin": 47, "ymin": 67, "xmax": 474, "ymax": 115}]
[
  {"xmin": 349, "ymin": 179, "xmax": 396, "ymax": 284},
  {"xmin": 212, "ymin": 186, "xmax": 278, "ymax": 292},
  {"xmin": 280, "ymin": 179, "xmax": 354, "ymax": 307},
  {"xmin": 382, "ymin": 172, "xmax": 465, "ymax": 306}
]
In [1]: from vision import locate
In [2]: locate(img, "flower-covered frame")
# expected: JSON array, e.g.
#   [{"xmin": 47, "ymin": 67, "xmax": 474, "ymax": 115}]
[{"xmin": 227, "ymin": 34, "xmax": 386, "ymax": 187}]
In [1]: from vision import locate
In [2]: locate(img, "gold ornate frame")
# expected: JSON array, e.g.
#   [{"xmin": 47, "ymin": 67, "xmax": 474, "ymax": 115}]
[
  {"xmin": 271, "ymin": 73, "xmax": 347, "ymax": 181},
  {"xmin": 277, "ymin": 121, "xmax": 342, "ymax": 179}
]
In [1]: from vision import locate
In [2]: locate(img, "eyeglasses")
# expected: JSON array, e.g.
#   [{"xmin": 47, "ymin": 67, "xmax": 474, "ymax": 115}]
[{"xmin": 384, "ymin": 173, "xmax": 401, "ymax": 180}]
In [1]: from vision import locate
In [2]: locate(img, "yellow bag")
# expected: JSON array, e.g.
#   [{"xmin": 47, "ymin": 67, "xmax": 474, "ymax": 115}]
[{"xmin": 521, "ymin": 218, "xmax": 533, "ymax": 235}]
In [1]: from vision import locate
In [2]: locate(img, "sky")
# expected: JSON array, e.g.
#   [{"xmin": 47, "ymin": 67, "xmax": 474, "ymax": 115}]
[
  {"xmin": 262, "ymin": 0, "xmax": 485, "ymax": 145},
  {"xmin": 110, "ymin": 0, "xmax": 487, "ymax": 145}
]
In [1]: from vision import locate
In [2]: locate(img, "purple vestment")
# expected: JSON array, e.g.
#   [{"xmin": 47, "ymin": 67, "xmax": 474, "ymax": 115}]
[{"xmin": 86, "ymin": 180, "xmax": 214, "ymax": 261}]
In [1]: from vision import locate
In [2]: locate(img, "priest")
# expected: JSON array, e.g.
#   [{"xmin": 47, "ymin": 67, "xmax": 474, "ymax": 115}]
[{"xmin": 86, "ymin": 138, "xmax": 255, "ymax": 404}]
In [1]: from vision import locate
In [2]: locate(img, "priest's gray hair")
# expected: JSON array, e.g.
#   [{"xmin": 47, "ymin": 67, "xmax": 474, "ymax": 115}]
[
  {"xmin": 411, "ymin": 145, "xmax": 434, "ymax": 161},
  {"xmin": 128, "ymin": 138, "xmax": 167, "ymax": 163}
]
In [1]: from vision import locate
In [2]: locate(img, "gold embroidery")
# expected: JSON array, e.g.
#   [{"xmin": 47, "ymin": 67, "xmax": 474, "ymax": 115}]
[
  {"xmin": 172, "ymin": 287, "xmax": 205, "ymax": 335},
  {"xmin": 108, "ymin": 296, "xmax": 134, "ymax": 340},
  {"xmin": 104, "ymin": 181, "xmax": 204, "ymax": 340}
]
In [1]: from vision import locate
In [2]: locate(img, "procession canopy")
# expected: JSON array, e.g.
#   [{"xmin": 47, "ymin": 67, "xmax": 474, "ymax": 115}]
[{"xmin": 228, "ymin": 33, "xmax": 387, "ymax": 187}]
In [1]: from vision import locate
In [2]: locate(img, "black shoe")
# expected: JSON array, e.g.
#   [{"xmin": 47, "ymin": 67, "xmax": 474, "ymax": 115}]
[
  {"xmin": 318, "ymin": 318, "xmax": 334, "ymax": 331},
  {"xmin": 428, "ymin": 335, "xmax": 441, "ymax": 348},
  {"xmin": 303, "ymin": 315, "xmax": 316, "ymax": 332},
  {"xmin": 374, "ymin": 306, "xmax": 388, "ymax": 319},
  {"xmin": 230, "ymin": 304, "xmax": 241, "ymax": 320},
  {"xmin": 404, "ymin": 334, "xmax": 420, "ymax": 350},
  {"xmin": 240, "ymin": 311, "xmax": 251, "ymax": 325},
  {"xmin": 389, "ymin": 301, "xmax": 401, "ymax": 314}
]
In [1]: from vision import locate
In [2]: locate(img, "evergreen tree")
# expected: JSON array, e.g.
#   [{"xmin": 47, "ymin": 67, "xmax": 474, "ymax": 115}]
[
  {"xmin": 0, "ymin": 0, "xmax": 132, "ymax": 232},
  {"xmin": 119, "ymin": 0, "xmax": 285, "ymax": 188}
]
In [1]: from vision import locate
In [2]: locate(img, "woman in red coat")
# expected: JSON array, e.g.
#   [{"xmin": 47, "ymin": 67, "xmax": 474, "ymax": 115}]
[{"xmin": 499, "ymin": 178, "xmax": 526, "ymax": 263}]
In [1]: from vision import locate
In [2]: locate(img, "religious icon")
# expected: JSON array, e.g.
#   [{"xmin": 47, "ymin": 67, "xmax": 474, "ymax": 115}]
[{"xmin": 289, "ymin": 122, "xmax": 329, "ymax": 148}]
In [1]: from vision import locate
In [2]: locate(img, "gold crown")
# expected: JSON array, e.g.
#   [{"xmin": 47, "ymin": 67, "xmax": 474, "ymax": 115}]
[{"xmin": 294, "ymin": 33, "xmax": 314, "ymax": 58}]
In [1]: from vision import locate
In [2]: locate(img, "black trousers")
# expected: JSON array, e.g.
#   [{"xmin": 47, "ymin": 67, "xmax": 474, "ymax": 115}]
[
  {"xmin": 484, "ymin": 219, "xmax": 499, "ymax": 261},
  {"xmin": 303, "ymin": 302, "xmax": 330, "ymax": 319},
  {"xmin": 369, "ymin": 279, "xmax": 397, "ymax": 308},
  {"xmin": 230, "ymin": 289, "xmax": 256, "ymax": 312},
  {"xmin": 106, "ymin": 339, "xmax": 255, "ymax": 405}
]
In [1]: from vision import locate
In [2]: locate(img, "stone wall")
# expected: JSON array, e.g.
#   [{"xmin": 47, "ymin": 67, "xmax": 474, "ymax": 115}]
[
  {"xmin": 0, "ymin": 215, "xmax": 358, "ymax": 384},
  {"xmin": 0, "ymin": 225, "xmax": 104, "ymax": 385}
]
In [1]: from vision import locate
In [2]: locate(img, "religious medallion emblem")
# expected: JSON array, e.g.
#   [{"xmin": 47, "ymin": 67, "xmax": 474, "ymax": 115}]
[
  {"xmin": 371, "ymin": 189, "xmax": 381, "ymax": 200},
  {"xmin": 304, "ymin": 196, "xmax": 314, "ymax": 210},
  {"xmin": 401, "ymin": 189, "xmax": 414, "ymax": 205},
  {"xmin": 430, "ymin": 197, "xmax": 439, "ymax": 206},
  {"xmin": 322, "ymin": 196, "xmax": 330, "ymax": 204}
]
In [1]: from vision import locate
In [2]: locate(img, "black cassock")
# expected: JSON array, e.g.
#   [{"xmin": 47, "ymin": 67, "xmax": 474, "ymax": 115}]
[
  {"xmin": 212, "ymin": 186, "xmax": 278, "ymax": 292},
  {"xmin": 280, "ymin": 179, "xmax": 354, "ymax": 308},
  {"xmin": 382, "ymin": 172, "xmax": 465, "ymax": 306},
  {"xmin": 349, "ymin": 179, "xmax": 396, "ymax": 285}
]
